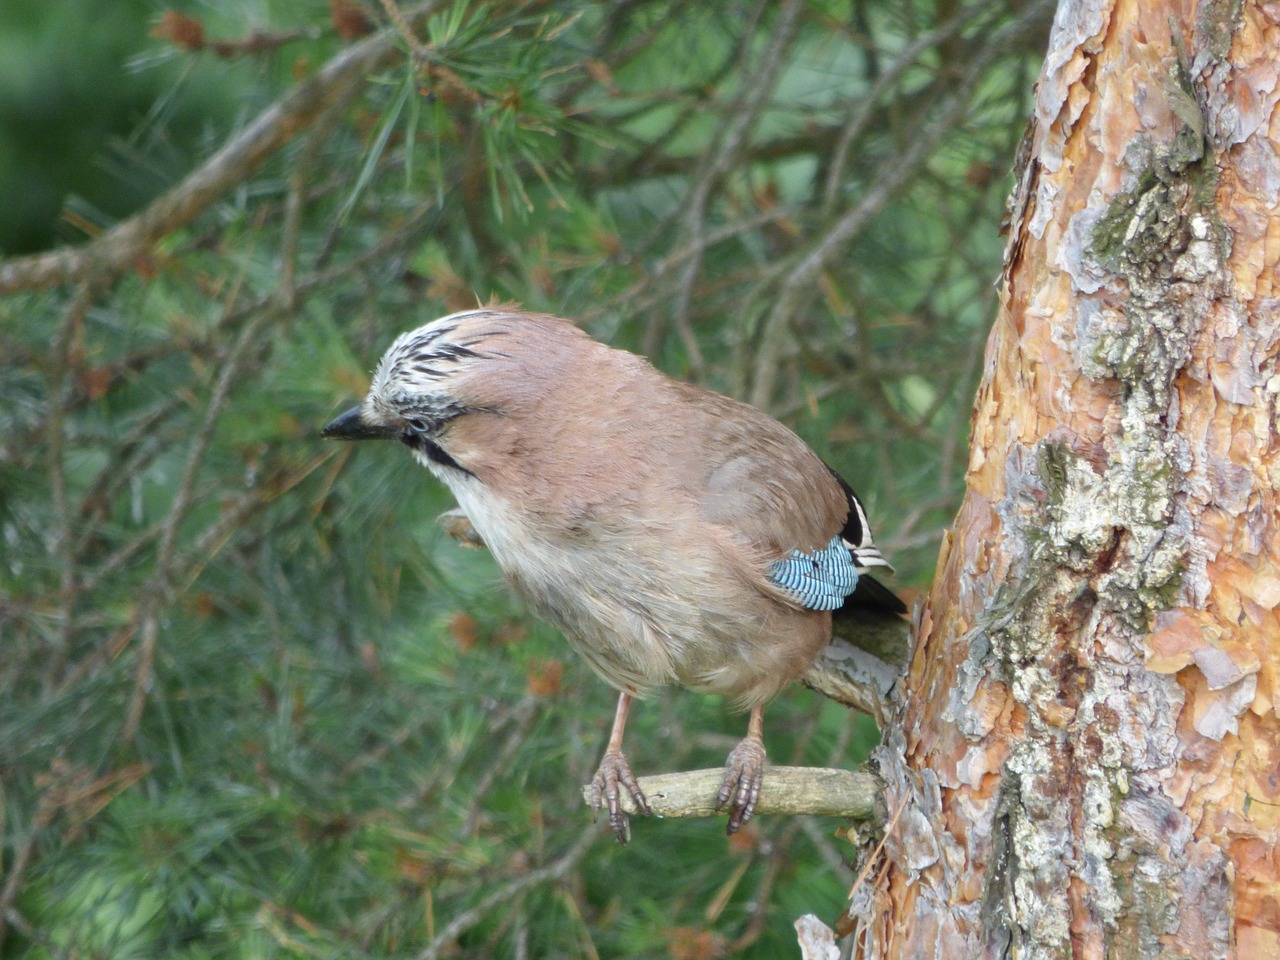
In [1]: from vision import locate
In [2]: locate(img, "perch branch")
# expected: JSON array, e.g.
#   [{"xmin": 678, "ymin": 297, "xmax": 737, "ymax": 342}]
[
  {"xmin": 580, "ymin": 766, "xmax": 882, "ymax": 820},
  {"xmin": 814, "ymin": 610, "xmax": 911, "ymax": 726}
]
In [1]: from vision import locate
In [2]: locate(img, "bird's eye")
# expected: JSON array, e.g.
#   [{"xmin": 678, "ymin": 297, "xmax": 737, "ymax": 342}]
[{"xmin": 405, "ymin": 416, "xmax": 430, "ymax": 433}]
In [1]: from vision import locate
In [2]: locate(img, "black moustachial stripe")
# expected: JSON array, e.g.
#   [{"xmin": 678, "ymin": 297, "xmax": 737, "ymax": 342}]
[{"xmin": 401, "ymin": 432, "xmax": 473, "ymax": 477}]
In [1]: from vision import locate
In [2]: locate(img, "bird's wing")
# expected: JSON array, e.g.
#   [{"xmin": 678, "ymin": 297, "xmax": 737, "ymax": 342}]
[
  {"xmin": 766, "ymin": 535, "xmax": 860, "ymax": 610},
  {"xmin": 680, "ymin": 386, "xmax": 901, "ymax": 614},
  {"xmin": 684, "ymin": 392, "xmax": 851, "ymax": 604}
]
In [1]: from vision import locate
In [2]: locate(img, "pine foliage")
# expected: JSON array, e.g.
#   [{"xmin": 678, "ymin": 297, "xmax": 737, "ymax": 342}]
[{"xmin": 0, "ymin": 1, "xmax": 1049, "ymax": 955}]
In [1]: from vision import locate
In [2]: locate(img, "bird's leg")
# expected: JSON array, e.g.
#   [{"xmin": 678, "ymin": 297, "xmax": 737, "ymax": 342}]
[
  {"xmin": 588, "ymin": 692, "xmax": 652, "ymax": 844},
  {"xmin": 715, "ymin": 703, "xmax": 767, "ymax": 835}
]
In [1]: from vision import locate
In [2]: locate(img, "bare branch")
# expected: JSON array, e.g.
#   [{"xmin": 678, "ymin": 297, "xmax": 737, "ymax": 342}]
[
  {"xmin": 665, "ymin": 0, "xmax": 804, "ymax": 373},
  {"xmin": 411, "ymin": 827, "xmax": 598, "ymax": 960},
  {"xmin": 748, "ymin": 0, "xmax": 1057, "ymax": 409},
  {"xmin": 44, "ymin": 283, "xmax": 97, "ymax": 683},
  {"xmin": 0, "ymin": 3, "xmax": 440, "ymax": 295},
  {"xmin": 580, "ymin": 766, "xmax": 883, "ymax": 820},
  {"xmin": 820, "ymin": 5, "xmax": 990, "ymax": 212},
  {"xmin": 805, "ymin": 628, "xmax": 907, "ymax": 726}
]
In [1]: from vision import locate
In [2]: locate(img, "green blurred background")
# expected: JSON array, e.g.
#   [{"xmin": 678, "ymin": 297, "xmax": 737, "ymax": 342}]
[{"xmin": 0, "ymin": 1, "xmax": 1051, "ymax": 956}]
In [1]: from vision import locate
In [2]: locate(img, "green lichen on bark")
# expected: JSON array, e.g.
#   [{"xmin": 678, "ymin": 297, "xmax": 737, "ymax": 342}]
[
  {"xmin": 1032, "ymin": 35, "xmax": 1236, "ymax": 955},
  {"xmin": 1087, "ymin": 52, "xmax": 1222, "ymax": 304},
  {"xmin": 1196, "ymin": 0, "xmax": 1246, "ymax": 61},
  {"xmin": 941, "ymin": 20, "xmax": 1253, "ymax": 958},
  {"xmin": 1029, "ymin": 441, "xmax": 1184, "ymax": 626},
  {"xmin": 981, "ymin": 774, "xmax": 1019, "ymax": 940},
  {"xmin": 1087, "ymin": 154, "xmax": 1220, "ymax": 301},
  {"xmin": 964, "ymin": 18, "xmax": 1246, "ymax": 960},
  {"xmin": 1069, "ymin": 54, "xmax": 1228, "ymax": 627}
]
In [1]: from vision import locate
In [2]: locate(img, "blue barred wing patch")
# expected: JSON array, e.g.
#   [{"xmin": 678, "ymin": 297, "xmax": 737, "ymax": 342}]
[{"xmin": 767, "ymin": 536, "xmax": 860, "ymax": 611}]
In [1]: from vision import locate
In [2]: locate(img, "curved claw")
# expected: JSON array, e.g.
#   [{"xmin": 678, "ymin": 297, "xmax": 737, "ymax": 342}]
[
  {"xmin": 588, "ymin": 749, "xmax": 651, "ymax": 845},
  {"xmin": 715, "ymin": 736, "xmax": 767, "ymax": 836}
]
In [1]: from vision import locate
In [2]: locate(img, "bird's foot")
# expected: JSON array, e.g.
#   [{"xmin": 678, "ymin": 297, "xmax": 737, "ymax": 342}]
[
  {"xmin": 588, "ymin": 749, "xmax": 651, "ymax": 845},
  {"xmin": 715, "ymin": 736, "xmax": 767, "ymax": 835}
]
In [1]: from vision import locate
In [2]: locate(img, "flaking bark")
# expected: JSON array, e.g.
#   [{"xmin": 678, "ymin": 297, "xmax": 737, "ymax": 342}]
[{"xmin": 858, "ymin": 2, "xmax": 1280, "ymax": 958}]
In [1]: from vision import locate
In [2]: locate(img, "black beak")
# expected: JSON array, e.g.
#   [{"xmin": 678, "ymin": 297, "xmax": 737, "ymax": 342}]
[{"xmin": 322, "ymin": 406, "xmax": 399, "ymax": 441}]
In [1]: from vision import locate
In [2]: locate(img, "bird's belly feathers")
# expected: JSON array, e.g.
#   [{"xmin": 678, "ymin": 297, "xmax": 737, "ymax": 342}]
[{"xmin": 441, "ymin": 476, "xmax": 828, "ymax": 707}]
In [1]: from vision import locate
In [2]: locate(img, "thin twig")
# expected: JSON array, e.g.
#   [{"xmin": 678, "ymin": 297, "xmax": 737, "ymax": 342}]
[
  {"xmin": 123, "ymin": 264, "xmax": 282, "ymax": 738},
  {"xmin": 45, "ymin": 283, "xmax": 97, "ymax": 687},
  {"xmin": 748, "ymin": 0, "xmax": 1055, "ymax": 410},
  {"xmin": 801, "ymin": 816, "xmax": 852, "ymax": 878},
  {"xmin": 279, "ymin": 74, "xmax": 364, "ymax": 305},
  {"xmin": 71, "ymin": 403, "xmax": 181, "ymax": 549},
  {"xmin": 663, "ymin": 0, "xmax": 802, "ymax": 372},
  {"xmin": 41, "ymin": 200, "xmax": 437, "ymax": 694},
  {"xmin": 558, "ymin": 884, "xmax": 602, "ymax": 960},
  {"xmin": 412, "ymin": 827, "xmax": 597, "ymax": 960},
  {"xmin": 377, "ymin": 0, "xmax": 426, "ymax": 55},
  {"xmin": 736, "ymin": 811, "xmax": 820, "ymax": 952},
  {"xmin": 820, "ymin": 6, "xmax": 989, "ymax": 212},
  {"xmin": 846, "ymin": 789, "xmax": 909, "ymax": 904},
  {"xmin": 0, "ymin": 763, "xmax": 69, "ymax": 951},
  {"xmin": 588, "ymin": 206, "xmax": 791, "ymax": 334},
  {"xmin": 2, "ymin": 908, "xmax": 71, "ymax": 960},
  {"xmin": 462, "ymin": 699, "xmax": 539, "ymax": 837}
]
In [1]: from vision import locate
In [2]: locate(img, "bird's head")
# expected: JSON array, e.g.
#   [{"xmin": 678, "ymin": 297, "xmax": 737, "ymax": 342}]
[
  {"xmin": 322, "ymin": 308, "xmax": 589, "ymax": 463},
  {"xmin": 322, "ymin": 311, "xmax": 497, "ymax": 444}
]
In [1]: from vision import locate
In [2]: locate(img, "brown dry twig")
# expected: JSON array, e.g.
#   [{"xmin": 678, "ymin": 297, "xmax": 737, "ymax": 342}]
[
  {"xmin": 834, "ymin": 788, "xmax": 910, "ymax": 939},
  {"xmin": 151, "ymin": 11, "xmax": 313, "ymax": 58}
]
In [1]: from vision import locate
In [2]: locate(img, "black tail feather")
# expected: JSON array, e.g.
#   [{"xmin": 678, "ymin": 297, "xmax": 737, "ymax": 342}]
[{"xmin": 837, "ymin": 573, "xmax": 907, "ymax": 617}]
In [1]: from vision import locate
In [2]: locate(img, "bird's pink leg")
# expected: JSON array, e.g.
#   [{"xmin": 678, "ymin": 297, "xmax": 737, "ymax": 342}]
[
  {"xmin": 716, "ymin": 703, "xmax": 767, "ymax": 835},
  {"xmin": 588, "ymin": 692, "xmax": 652, "ymax": 844}
]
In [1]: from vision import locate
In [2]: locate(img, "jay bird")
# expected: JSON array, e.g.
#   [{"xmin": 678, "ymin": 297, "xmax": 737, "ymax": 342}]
[{"xmin": 323, "ymin": 309, "xmax": 903, "ymax": 843}]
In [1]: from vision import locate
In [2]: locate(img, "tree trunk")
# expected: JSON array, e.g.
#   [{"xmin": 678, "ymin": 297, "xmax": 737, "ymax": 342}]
[{"xmin": 860, "ymin": 1, "xmax": 1280, "ymax": 957}]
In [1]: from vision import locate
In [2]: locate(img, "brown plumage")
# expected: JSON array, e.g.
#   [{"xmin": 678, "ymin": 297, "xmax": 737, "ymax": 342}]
[{"xmin": 323, "ymin": 309, "xmax": 901, "ymax": 842}]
